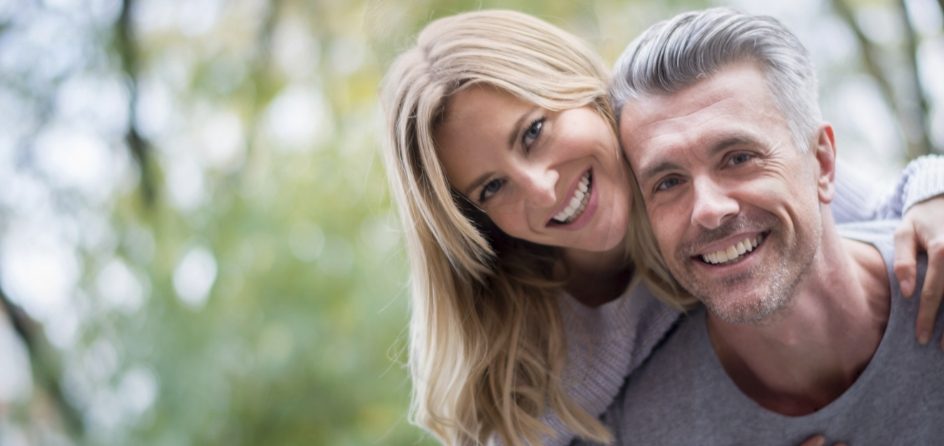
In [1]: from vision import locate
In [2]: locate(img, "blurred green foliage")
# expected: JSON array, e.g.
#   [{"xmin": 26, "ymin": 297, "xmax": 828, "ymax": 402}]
[{"xmin": 0, "ymin": 0, "xmax": 939, "ymax": 444}]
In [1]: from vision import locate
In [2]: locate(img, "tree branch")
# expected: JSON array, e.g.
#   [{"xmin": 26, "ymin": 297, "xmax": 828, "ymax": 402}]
[
  {"xmin": 832, "ymin": 0, "xmax": 936, "ymax": 159},
  {"xmin": 0, "ymin": 285, "xmax": 84, "ymax": 436},
  {"xmin": 898, "ymin": 0, "xmax": 935, "ymax": 157},
  {"xmin": 241, "ymin": 0, "xmax": 282, "ymax": 167},
  {"xmin": 117, "ymin": 0, "xmax": 157, "ymax": 207}
]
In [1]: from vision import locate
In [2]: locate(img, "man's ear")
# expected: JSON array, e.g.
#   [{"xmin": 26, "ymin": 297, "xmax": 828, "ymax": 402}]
[{"xmin": 813, "ymin": 124, "xmax": 837, "ymax": 204}]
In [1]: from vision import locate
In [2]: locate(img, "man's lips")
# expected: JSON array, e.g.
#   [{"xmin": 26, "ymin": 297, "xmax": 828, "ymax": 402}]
[{"xmin": 691, "ymin": 231, "xmax": 769, "ymax": 266}]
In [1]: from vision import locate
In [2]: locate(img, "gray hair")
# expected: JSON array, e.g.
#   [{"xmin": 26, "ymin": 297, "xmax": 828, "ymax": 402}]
[{"xmin": 611, "ymin": 7, "xmax": 821, "ymax": 150}]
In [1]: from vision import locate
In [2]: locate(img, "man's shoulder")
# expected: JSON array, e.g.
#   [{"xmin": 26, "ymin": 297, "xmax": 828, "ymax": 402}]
[
  {"xmin": 837, "ymin": 219, "xmax": 899, "ymax": 251},
  {"xmin": 838, "ymin": 219, "xmax": 929, "ymax": 297}
]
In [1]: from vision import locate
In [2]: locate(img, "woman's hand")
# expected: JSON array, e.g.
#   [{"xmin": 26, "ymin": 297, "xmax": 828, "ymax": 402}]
[
  {"xmin": 799, "ymin": 435, "xmax": 847, "ymax": 446},
  {"xmin": 894, "ymin": 195, "xmax": 944, "ymax": 346}
]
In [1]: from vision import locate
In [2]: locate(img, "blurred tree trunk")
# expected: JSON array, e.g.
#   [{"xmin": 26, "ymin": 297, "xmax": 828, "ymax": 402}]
[
  {"xmin": 117, "ymin": 0, "xmax": 157, "ymax": 207},
  {"xmin": 832, "ymin": 0, "xmax": 939, "ymax": 160},
  {"xmin": 896, "ymin": 0, "xmax": 935, "ymax": 159},
  {"xmin": 0, "ymin": 285, "xmax": 84, "ymax": 436},
  {"xmin": 242, "ymin": 0, "xmax": 282, "ymax": 169}
]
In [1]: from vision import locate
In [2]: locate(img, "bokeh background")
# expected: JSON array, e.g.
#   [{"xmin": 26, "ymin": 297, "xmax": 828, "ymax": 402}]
[{"xmin": 0, "ymin": 0, "xmax": 940, "ymax": 444}]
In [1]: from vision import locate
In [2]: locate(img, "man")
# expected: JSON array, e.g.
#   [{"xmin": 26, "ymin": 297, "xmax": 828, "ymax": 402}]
[{"xmin": 598, "ymin": 8, "xmax": 942, "ymax": 444}]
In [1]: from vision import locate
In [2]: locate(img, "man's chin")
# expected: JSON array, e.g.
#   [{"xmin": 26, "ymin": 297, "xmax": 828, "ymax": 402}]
[
  {"xmin": 700, "ymin": 289, "xmax": 789, "ymax": 324},
  {"xmin": 706, "ymin": 303, "xmax": 770, "ymax": 324}
]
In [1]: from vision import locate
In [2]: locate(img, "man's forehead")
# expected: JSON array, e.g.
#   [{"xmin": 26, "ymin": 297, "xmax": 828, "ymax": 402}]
[
  {"xmin": 618, "ymin": 62, "xmax": 771, "ymax": 127},
  {"xmin": 620, "ymin": 95, "xmax": 739, "ymax": 162},
  {"xmin": 619, "ymin": 67, "xmax": 782, "ymax": 161},
  {"xmin": 620, "ymin": 86, "xmax": 749, "ymax": 132}
]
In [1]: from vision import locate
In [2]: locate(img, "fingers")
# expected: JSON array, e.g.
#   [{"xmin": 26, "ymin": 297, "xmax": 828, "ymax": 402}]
[
  {"xmin": 917, "ymin": 240, "xmax": 944, "ymax": 346},
  {"xmin": 798, "ymin": 434, "xmax": 847, "ymax": 446},
  {"xmin": 900, "ymin": 196, "xmax": 944, "ymax": 345},
  {"xmin": 894, "ymin": 223, "xmax": 919, "ymax": 298},
  {"xmin": 798, "ymin": 435, "xmax": 825, "ymax": 446},
  {"xmin": 918, "ymin": 238, "xmax": 944, "ymax": 349}
]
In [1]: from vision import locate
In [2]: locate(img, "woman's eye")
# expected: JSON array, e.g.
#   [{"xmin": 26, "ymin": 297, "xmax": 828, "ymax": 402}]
[
  {"xmin": 522, "ymin": 117, "xmax": 544, "ymax": 149},
  {"xmin": 654, "ymin": 177, "xmax": 683, "ymax": 193},
  {"xmin": 479, "ymin": 178, "xmax": 506, "ymax": 203}
]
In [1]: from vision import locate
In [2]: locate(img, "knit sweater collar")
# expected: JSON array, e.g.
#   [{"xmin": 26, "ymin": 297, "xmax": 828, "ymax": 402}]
[{"xmin": 541, "ymin": 282, "xmax": 681, "ymax": 445}]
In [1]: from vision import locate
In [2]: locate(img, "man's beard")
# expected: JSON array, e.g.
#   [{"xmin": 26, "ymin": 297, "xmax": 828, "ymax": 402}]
[{"xmin": 672, "ymin": 211, "xmax": 820, "ymax": 324}]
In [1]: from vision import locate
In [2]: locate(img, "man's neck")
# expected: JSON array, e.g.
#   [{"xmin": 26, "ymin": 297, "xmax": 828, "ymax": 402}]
[{"xmin": 706, "ymin": 228, "xmax": 890, "ymax": 416}]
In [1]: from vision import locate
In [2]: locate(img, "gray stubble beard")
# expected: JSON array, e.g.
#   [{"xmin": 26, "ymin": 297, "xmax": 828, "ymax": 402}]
[{"xmin": 676, "ymin": 216, "xmax": 821, "ymax": 325}]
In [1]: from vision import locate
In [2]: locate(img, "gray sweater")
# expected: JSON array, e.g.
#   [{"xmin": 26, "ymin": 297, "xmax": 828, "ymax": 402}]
[
  {"xmin": 594, "ymin": 221, "xmax": 939, "ymax": 445},
  {"xmin": 537, "ymin": 155, "xmax": 944, "ymax": 446}
]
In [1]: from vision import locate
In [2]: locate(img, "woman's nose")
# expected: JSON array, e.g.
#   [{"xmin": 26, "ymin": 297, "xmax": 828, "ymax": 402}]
[{"xmin": 520, "ymin": 166, "xmax": 558, "ymax": 208}]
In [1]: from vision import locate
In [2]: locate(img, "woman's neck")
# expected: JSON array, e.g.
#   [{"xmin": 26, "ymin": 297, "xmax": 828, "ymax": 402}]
[{"xmin": 561, "ymin": 243, "xmax": 633, "ymax": 307}]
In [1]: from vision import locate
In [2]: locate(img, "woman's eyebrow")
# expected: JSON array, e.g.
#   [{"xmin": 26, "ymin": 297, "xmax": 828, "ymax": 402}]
[
  {"xmin": 507, "ymin": 112, "xmax": 529, "ymax": 148},
  {"xmin": 463, "ymin": 172, "xmax": 493, "ymax": 198}
]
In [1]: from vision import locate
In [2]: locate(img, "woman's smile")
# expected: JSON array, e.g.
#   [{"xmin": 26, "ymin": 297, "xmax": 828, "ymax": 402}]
[
  {"xmin": 550, "ymin": 170, "xmax": 592, "ymax": 225},
  {"xmin": 434, "ymin": 85, "xmax": 631, "ymax": 254}
]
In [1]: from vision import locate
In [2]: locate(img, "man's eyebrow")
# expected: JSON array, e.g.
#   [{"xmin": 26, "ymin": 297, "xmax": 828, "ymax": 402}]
[
  {"xmin": 637, "ymin": 134, "xmax": 755, "ymax": 183},
  {"xmin": 637, "ymin": 160, "xmax": 681, "ymax": 185},
  {"xmin": 708, "ymin": 135, "xmax": 754, "ymax": 158}
]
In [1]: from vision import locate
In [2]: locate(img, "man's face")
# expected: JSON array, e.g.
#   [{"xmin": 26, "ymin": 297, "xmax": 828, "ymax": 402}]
[{"xmin": 619, "ymin": 62, "xmax": 833, "ymax": 323}]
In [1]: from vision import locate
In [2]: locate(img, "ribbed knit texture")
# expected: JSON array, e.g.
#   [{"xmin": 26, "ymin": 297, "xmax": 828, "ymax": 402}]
[
  {"xmin": 834, "ymin": 154, "xmax": 944, "ymax": 220},
  {"xmin": 898, "ymin": 154, "xmax": 944, "ymax": 213},
  {"xmin": 540, "ymin": 283, "xmax": 679, "ymax": 446}
]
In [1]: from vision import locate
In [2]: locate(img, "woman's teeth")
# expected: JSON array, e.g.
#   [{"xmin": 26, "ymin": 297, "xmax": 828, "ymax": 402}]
[
  {"xmin": 701, "ymin": 234, "xmax": 764, "ymax": 265},
  {"xmin": 552, "ymin": 172, "xmax": 591, "ymax": 224}
]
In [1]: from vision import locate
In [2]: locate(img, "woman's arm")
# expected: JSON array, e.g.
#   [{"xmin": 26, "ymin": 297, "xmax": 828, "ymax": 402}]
[
  {"xmin": 832, "ymin": 155, "xmax": 944, "ymax": 223},
  {"xmin": 834, "ymin": 154, "xmax": 944, "ymax": 346},
  {"xmin": 894, "ymin": 196, "xmax": 944, "ymax": 346}
]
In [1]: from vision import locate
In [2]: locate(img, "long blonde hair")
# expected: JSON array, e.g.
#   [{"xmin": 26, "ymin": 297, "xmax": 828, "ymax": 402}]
[{"xmin": 380, "ymin": 10, "xmax": 615, "ymax": 445}]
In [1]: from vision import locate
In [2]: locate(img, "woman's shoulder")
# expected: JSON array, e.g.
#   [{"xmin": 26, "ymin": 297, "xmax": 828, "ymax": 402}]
[{"xmin": 556, "ymin": 284, "xmax": 681, "ymax": 420}]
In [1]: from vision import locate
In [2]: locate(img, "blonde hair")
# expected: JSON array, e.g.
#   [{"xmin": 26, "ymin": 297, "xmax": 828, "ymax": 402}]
[
  {"xmin": 625, "ymin": 174, "xmax": 696, "ymax": 310},
  {"xmin": 380, "ymin": 10, "xmax": 614, "ymax": 445}
]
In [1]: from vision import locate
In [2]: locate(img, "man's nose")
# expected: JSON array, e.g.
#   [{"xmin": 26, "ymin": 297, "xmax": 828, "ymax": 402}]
[
  {"xmin": 690, "ymin": 177, "xmax": 739, "ymax": 229},
  {"xmin": 519, "ymin": 165, "xmax": 559, "ymax": 208}
]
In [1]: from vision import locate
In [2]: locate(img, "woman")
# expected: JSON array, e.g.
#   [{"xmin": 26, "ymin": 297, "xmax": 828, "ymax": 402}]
[{"xmin": 380, "ymin": 10, "xmax": 944, "ymax": 445}]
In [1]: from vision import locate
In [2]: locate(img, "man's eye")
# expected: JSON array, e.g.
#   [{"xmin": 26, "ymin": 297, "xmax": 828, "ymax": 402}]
[
  {"xmin": 728, "ymin": 152, "xmax": 754, "ymax": 166},
  {"xmin": 479, "ymin": 178, "xmax": 506, "ymax": 203},
  {"xmin": 654, "ymin": 177, "xmax": 683, "ymax": 193},
  {"xmin": 522, "ymin": 118, "xmax": 545, "ymax": 149}
]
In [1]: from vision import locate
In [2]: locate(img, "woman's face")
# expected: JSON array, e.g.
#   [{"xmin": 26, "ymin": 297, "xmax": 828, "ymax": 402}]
[{"xmin": 434, "ymin": 85, "xmax": 632, "ymax": 254}]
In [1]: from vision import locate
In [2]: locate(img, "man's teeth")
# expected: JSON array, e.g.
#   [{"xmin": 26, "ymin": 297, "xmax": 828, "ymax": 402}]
[
  {"xmin": 701, "ymin": 235, "xmax": 763, "ymax": 265},
  {"xmin": 552, "ymin": 172, "xmax": 591, "ymax": 224}
]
